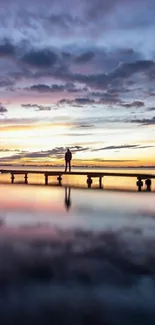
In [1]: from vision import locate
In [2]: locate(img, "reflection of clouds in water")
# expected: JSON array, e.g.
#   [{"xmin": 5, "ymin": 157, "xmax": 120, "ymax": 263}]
[
  {"xmin": 1, "ymin": 185, "xmax": 155, "ymax": 322},
  {"xmin": 0, "ymin": 228, "xmax": 155, "ymax": 323},
  {"xmin": 1, "ymin": 184, "xmax": 155, "ymax": 219},
  {"xmin": 2, "ymin": 199, "xmax": 155, "ymax": 233}
]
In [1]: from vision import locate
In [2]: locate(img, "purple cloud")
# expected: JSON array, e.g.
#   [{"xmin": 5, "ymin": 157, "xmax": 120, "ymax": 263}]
[{"xmin": 0, "ymin": 104, "xmax": 7, "ymax": 114}]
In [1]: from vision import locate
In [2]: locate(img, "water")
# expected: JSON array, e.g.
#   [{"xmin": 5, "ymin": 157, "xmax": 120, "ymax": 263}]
[
  {"xmin": 0, "ymin": 180, "xmax": 155, "ymax": 324},
  {"xmin": 0, "ymin": 166, "xmax": 155, "ymax": 191}
]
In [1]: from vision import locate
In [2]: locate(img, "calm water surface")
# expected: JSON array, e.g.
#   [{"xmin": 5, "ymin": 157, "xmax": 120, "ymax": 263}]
[{"xmin": 0, "ymin": 183, "xmax": 155, "ymax": 324}]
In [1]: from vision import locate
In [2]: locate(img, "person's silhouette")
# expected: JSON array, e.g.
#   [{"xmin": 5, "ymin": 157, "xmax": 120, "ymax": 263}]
[
  {"xmin": 65, "ymin": 149, "xmax": 72, "ymax": 172},
  {"xmin": 64, "ymin": 187, "xmax": 71, "ymax": 210}
]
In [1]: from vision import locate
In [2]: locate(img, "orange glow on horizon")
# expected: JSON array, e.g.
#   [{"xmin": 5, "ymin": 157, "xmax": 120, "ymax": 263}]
[
  {"xmin": 1, "ymin": 157, "xmax": 155, "ymax": 167},
  {"xmin": 1, "ymin": 119, "xmax": 155, "ymax": 167}
]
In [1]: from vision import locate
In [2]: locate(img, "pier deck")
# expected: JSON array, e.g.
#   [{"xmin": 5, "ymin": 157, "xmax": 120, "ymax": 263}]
[{"xmin": 0, "ymin": 168, "xmax": 155, "ymax": 191}]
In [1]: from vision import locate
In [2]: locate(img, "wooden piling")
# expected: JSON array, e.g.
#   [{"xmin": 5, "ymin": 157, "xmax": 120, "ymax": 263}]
[
  {"xmin": 99, "ymin": 176, "xmax": 102, "ymax": 189},
  {"xmin": 11, "ymin": 173, "xmax": 15, "ymax": 184},
  {"xmin": 57, "ymin": 175, "xmax": 62, "ymax": 186},
  {"xmin": 24, "ymin": 173, "xmax": 28, "ymax": 184},
  {"xmin": 87, "ymin": 176, "xmax": 92, "ymax": 188},
  {"xmin": 145, "ymin": 179, "xmax": 151, "ymax": 192},
  {"xmin": 136, "ymin": 178, "xmax": 143, "ymax": 192},
  {"xmin": 45, "ymin": 174, "xmax": 48, "ymax": 185}
]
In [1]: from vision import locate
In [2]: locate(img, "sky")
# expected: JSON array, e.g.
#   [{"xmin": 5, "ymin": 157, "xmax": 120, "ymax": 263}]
[{"xmin": 0, "ymin": 0, "xmax": 155, "ymax": 167}]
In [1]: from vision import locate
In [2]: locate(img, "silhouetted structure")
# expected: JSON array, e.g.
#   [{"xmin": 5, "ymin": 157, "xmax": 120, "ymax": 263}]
[
  {"xmin": 87, "ymin": 175, "xmax": 93, "ymax": 188},
  {"xmin": 65, "ymin": 149, "xmax": 72, "ymax": 172},
  {"xmin": 64, "ymin": 187, "xmax": 71, "ymax": 210},
  {"xmin": 145, "ymin": 178, "xmax": 152, "ymax": 192},
  {"xmin": 1, "ymin": 168, "xmax": 154, "ymax": 191},
  {"xmin": 136, "ymin": 178, "xmax": 143, "ymax": 192}
]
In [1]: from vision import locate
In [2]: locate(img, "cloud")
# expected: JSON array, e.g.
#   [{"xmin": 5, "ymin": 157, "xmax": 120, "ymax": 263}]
[
  {"xmin": 76, "ymin": 51, "xmax": 95, "ymax": 63},
  {"xmin": 21, "ymin": 104, "xmax": 55, "ymax": 111},
  {"xmin": 93, "ymin": 145, "xmax": 139, "ymax": 151},
  {"xmin": 93, "ymin": 144, "xmax": 154, "ymax": 151},
  {"xmin": 149, "ymin": 92, "xmax": 155, "ymax": 97},
  {"xmin": 110, "ymin": 60, "xmax": 154, "ymax": 79},
  {"xmin": 28, "ymin": 84, "xmax": 53, "ymax": 92},
  {"xmin": 22, "ymin": 49, "xmax": 58, "ymax": 68},
  {"xmin": 58, "ymin": 93, "xmax": 121, "ymax": 106},
  {"xmin": 137, "ymin": 145, "xmax": 155, "ymax": 149},
  {"xmin": 77, "ymin": 124, "xmax": 94, "ymax": 128},
  {"xmin": 74, "ymin": 98, "xmax": 95, "ymax": 105},
  {"xmin": 148, "ymin": 107, "xmax": 155, "ymax": 111},
  {"xmin": 0, "ymin": 78, "xmax": 14, "ymax": 88},
  {"xmin": 1, "ymin": 117, "xmax": 45, "ymax": 125},
  {"xmin": 0, "ymin": 39, "xmax": 15, "ymax": 57},
  {"xmin": 85, "ymin": 0, "xmax": 119, "ymax": 20},
  {"xmin": 0, "ymin": 148, "xmax": 20, "ymax": 153},
  {"xmin": 0, "ymin": 35, "xmax": 154, "ymax": 101},
  {"xmin": 89, "ymin": 159, "xmax": 139, "ymax": 163},
  {"xmin": 1, "ymin": 33, "xmax": 152, "ymax": 95},
  {"xmin": 27, "ymin": 83, "xmax": 84, "ymax": 93},
  {"xmin": 30, "ymin": 58, "xmax": 155, "ymax": 98},
  {"xmin": 0, "ymin": 104, "xmax": 8, "ymax": 114},
  {"xmin": 55, "ymin": 60, "xmax": 155, "ymax": 91},
  {"xmin": 89, "ymin": 90, "xmax": 121, "ymax": 105},
  {"xmin": 121, "ymin": 101, "xmax": 145, "ymax": 108},
  {"xmin": 0, "ymin": 0, "xmax": 155, "ymax": 167},
  {"xmin": 49, "ymin": 13, "xmax": 83, "ymax": 29},
  {"xmin": 58, "ymin": 97, "xmax": 96, "ymax": 106},
  {"xmin": 130, "ymin": 117, "xmax": 155, "ymax": 126},
  {"xmin": 0, "ymin": 146, "xmax": 89, "ymax": 161}
]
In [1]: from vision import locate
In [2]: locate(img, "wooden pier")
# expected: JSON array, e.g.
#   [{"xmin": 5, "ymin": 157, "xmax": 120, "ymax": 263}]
[{"xmin": 0, "ymin": 169, "xmax": 155, "ymax": 191}]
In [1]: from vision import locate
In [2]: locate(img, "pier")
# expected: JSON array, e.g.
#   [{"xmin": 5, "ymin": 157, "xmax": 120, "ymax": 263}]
[{"xmin": 0, "ymin": 169, "xmax": 155, "ymax": 191}]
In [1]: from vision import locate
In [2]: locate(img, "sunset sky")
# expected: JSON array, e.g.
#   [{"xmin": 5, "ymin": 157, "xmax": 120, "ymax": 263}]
[{"xmin": 0, "ymin": 0, "xmax": 155, "ymax": 166}]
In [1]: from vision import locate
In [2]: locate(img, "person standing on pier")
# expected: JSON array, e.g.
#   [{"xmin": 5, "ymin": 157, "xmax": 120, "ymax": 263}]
[{"xmin": 65, "ymin": 148, "xmax": 72, "ymax": 172}]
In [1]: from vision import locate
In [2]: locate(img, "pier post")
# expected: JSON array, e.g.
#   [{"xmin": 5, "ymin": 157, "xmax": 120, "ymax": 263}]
[
  {"xmin": 136, "ymin": 178, "xmax": 143, "ymax": 192},
  {"xmin": 87, "ymin": 176, "xmax": 92, "ymax": 188},
  {"xmin": 145, "ymin": 179, "xmax": 151, "ymax": 192},
  {"xmin": 24, "ymin": 173, "xmax": 28, "ymax": 184},
  {"xmin": 45, "ymin": 174, "xmax": 48, "ymax": 185},
  {"xmin": 11, "ymin": 173, "xmax": 15, "ymax": 184},
  {"xmin": 57, "ymin": 175, "xmax": 62, "ymax": 186},
  {"xmin": 99, "ymin": 176, "xmax": 102, "ymax": 189}
]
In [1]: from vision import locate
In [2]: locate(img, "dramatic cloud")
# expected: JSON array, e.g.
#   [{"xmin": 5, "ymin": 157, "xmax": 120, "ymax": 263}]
[{"xmin": 0, "ymin": 0, "xmax": 155, "ymax": 165}]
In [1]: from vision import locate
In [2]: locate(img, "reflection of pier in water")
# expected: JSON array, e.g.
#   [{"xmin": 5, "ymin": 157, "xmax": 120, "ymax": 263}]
[{"xmin": 0, "ymin": 169, "xmax": 155, "ymax": 192}]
